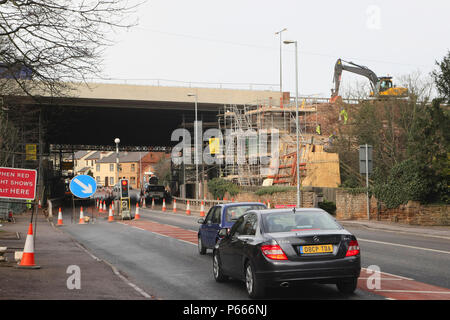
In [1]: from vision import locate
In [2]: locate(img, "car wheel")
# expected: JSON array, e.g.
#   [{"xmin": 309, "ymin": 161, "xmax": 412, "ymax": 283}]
[
  {"xmin": 336, "ymin": 277, "xmax": 358, "ymax": 294},
  {"xmin": 198, "ymin": 236, "xmax": 206, "ymax": 255},
  {"xmin": 213, "ymin": 251, "xmax": 227, "ymax": 282},
  {"xmin": 245, "ymin": 261, "xmax": 265, "ymax": 299}
]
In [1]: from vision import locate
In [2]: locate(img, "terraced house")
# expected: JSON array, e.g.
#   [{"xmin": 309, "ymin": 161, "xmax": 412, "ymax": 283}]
[{"xmin": 95, "ymin": 151, "xmax": 165, "ymax": 189}]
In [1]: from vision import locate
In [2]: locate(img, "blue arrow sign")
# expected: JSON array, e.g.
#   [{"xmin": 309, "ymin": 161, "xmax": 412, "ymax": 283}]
[{"xmin": 69, "ymin": 175, "xmax": 97, "ymax": 198}]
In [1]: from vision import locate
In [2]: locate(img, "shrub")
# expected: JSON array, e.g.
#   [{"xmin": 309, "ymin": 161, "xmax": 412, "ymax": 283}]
[
  {"xmin": 318, "ymin": 200, "xmax": 337, "ymax": 215},
  {"xmin": 207, "ymin": 178, "xmax": 239, "ymax": 199},
  {"xmin": 255, "ymin": 186, "xmax": 296, "ymax": 196}
]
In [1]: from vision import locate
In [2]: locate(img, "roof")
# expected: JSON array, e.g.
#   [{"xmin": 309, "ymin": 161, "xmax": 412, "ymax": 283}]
[
  {"xmin": 85, "ymin": 151, "xmax": 113, "ymax": 160},
  {"xmin": 74, "ymin": 151, "xmax": 91, "ymax": 159},
  {"xmin": 220, "ymin": 202, "xmax": 267, "ymax": 208},
  {"xmin": 97, "ymin": 152, "xmax": 147, "ymax": 163}
]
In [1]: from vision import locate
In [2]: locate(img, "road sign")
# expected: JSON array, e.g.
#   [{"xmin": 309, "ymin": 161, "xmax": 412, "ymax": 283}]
[
  {"xmin": 69, "ymin": 175, "xmax": 97, "ymax": 198},
  {"xmin": 0, "ymin": 167, "xmax": 37, "ymax": 200},
  {"xmin": 359, "ymin": 145, "xmax": 373, "ymax": 174},
  {"xmin": 25, "ymin": 144, "xmax": 37, "ymax": 160}
]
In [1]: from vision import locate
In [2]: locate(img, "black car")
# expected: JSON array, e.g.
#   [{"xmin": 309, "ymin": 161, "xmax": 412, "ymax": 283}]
[{"xmin": 212, "ymin": 208, "xmax": 361, "ymax": 299}]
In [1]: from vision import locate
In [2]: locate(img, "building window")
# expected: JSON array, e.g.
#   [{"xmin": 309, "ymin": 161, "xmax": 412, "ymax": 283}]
[
  {"xmin": 131, "ymin": 164, "xmax": 135, "ymax": 172},
  {"xmin": 110, "ymin": 177, "xmax": 114, "ymax": 185},
  {"xmin": 96, "ymin": 164, "xmax": 100, "ymax": 171},
  {"xmin": 109, "ymin": 164, "xmax": 114, "ymax": 172},
  {"xmin": 130, "ymin": 176, "xmax": 136, "ymax": 185},
  {"xmin": 96, "ymin": 176, "xmax": 100, "ymax": 183}
]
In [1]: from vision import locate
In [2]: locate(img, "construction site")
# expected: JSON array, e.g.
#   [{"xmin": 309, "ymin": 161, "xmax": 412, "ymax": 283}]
[{"xmin": 175, "ymin": 92, "xmax": 346, "ymax": 201}]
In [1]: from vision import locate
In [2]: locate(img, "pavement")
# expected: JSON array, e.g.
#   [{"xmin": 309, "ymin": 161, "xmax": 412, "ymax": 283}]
[
  {"xmin": 338, "ymin": 219, "xmax": 450, "ymax": 239},
  {"xmin": 0, "ymin": 205, "xmax": 448, "ymax": 300},
  {"xmin": 0, "ymin": 210, "xmax": 151, "ymax": 300}
]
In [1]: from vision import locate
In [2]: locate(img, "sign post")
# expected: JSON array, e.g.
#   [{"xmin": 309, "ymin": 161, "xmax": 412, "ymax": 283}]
[
  {"xmin": 359, "ymin": 145, "xmax": 373, "ymax": 220},
  {"xmin": 69, "ymin": 175, "xmax": 97, "ymax": 224}
]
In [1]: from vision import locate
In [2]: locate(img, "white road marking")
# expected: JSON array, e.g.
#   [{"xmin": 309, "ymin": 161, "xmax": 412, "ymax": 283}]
[
  {"xmin": 358, "ymin": 238, "xmax": 450, "ymax": 255},
  {"xmin": 374, "ymin": 289, "xmax": 450, "ymax": 294}
]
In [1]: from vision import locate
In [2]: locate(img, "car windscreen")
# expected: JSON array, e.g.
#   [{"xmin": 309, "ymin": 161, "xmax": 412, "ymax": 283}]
[
  {"xmin": 225, "ymin": 205, "xmax": 266, "ymax": 222},
  {"xmin": 147, "ymin": 186, "xmax": 165, "ymax": 192},
  {"xmin": 262, "ymin": 211, "xmax": 341, "ymax": 233}
]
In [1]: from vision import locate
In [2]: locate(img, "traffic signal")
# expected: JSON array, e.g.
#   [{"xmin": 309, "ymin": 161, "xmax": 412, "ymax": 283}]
[{"xmin": 120, "ymin": 179, "xmax": 129, "ymax": 198}]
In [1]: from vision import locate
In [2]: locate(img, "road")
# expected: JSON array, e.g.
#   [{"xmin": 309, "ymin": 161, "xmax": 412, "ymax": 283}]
[{"xmin": 58, "ymin": 206, "xmax": 450, "ymax": 300}]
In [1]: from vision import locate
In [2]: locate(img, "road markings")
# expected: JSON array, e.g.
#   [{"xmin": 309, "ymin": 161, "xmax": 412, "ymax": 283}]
[
  {"xmin": 358, "ymin": 238, "xmax": 450, "ymax": 255},
  {"xmin": 374, "ymin": 290, "xmax": 450, "ymax": 294},
  {"xmin": 74, "ymin": 237, "xmax": 153, "ymax": 299}
]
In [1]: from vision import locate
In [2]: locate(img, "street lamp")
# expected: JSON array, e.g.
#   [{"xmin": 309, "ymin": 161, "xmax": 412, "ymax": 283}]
[
  {"xmin": 275, "ymin": 28, "xmax": 287, "ymax": 93},
  {"xmin": 283, "ymin": 40, "xmax": 301, "ymax": 207},
  {"xmin": 114, "ymin": 138, "xmax": 120, "ymax": 186},
  {"xmin": 187, "ymin": 93, "xmax": 199, "ymax": 200}
]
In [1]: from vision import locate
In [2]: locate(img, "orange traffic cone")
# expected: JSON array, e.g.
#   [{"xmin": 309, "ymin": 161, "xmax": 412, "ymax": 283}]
[
  {"xmin": 18, "ymin": 223, "xmax": 40, "ymax": 269},
  {"xmin": 102, "ymin": 201, "xmax": 106, "ymax": 213},
  {"xmin": 108, "ymin": 205, "xmax": 114, "ymax": 222},
  {"xmin": 173, "ymin": 199, "xmax": 177, "ymax": 213},
  {"xmin": 200, "ymin": 201, "xmax": 205, "ymax": 217},
  {"xmin": 79, "ymin": 206, "xmax": 85, "ymax": 224},
  {"xmin": 57, "ymin": 207, "xmax": 64, "ymax": 226},
  {"xmin": 135, "ymin": 203, "xmax": 140, "ymax": 220},
  {"xmin": 186, "ymin": 200, "xmax": 191, "ymax": 215},
  {"xmin": 162, "ymin": 199, "xmax": 166, "ymax": 212},
  {"xmin": 98, "ymin": 200, "xmax": 103, "ymax": 213}
]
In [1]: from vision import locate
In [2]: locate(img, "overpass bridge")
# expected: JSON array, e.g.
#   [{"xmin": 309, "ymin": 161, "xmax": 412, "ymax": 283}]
[{"xmin": 2, "ymin": 82, "xmax": 283, "ymax": 148}]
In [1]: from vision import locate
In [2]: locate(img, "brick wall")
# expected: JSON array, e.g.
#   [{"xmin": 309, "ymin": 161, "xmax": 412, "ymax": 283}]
[
  {"xmin": 229, "ymin": 189, "xmax": 316, "ymax": 208},
  {"xmin": 336, "ymin": 189, "xmax": 449, "ymax": 226}
]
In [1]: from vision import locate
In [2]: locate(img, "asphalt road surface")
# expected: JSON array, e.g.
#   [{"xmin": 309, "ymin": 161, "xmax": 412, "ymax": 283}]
[{"xmin": 59, "ymin": 207, "xmax": 450, "ymax": 300}]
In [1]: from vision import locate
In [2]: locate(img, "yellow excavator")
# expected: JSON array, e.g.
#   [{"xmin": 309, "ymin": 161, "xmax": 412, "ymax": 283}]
[{"xmin": 330, "ymin": 58, "xmax": 408, "ymax": 103}]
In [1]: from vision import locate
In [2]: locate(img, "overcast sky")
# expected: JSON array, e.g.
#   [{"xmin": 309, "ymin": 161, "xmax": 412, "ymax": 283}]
[{"xmin": 99, "ymin": 0, "xmax": 450, "ymax": 99}]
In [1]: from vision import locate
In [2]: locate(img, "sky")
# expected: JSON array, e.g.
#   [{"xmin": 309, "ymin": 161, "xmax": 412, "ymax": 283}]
[{"xmin": 99, "ymin": 0, "xmax": 450, "ymax": 99}]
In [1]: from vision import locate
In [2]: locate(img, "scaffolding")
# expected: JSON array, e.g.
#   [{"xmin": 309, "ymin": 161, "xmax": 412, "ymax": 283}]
[{"xmin": 217, "ymin": 97, "xmax": 321, "ymax": 186}]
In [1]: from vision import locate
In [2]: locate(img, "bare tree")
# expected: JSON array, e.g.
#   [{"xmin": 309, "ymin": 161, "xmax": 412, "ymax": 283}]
[{"xmin": 0, "ymin": 0, "xmax": 142, "ymax": 97}]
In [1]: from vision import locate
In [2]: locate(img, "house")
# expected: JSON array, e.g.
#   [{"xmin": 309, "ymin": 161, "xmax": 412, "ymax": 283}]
[{"xmin": 95, "ymin": 151, "xmax": 166, "ymax": 189}]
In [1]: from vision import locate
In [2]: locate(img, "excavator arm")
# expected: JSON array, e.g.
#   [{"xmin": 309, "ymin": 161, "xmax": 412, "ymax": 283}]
[{"xmin": 331, "ymin": 58, "xmax": 379, "ymax": 99}]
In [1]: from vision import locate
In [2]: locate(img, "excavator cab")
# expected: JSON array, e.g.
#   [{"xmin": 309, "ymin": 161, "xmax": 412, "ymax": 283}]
[
  {"xmin": 379, "ymin": 77, "xmax": 393, "ymax": 92},
  {"xmin": 372, "ymin": 76, "xmax": 408, "ymax": 97}
]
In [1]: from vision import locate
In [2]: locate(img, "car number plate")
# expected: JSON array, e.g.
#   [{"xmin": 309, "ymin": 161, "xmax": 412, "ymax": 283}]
[{"xmin": 300, "ymin": 244, "xmax": 333, "ymax": 254}]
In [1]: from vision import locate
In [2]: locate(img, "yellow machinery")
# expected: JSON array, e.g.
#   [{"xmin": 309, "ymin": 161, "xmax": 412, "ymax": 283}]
[{"xmin": 330, "ymin": 59, "xmax": 408, "ymax": 102}]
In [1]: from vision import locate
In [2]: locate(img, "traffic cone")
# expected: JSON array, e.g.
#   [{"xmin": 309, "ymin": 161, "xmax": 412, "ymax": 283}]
[
  {"xmin": 79, "ymin": 206, "xmax": 85, "ymax": 224},
  {"xmin": 108, "ymin": 205, "xmax": 114, "ymax": 222},
  {"xmin": 173, "ymin": 199, "xmax": 177, "ymax": 213},
  {"xmin": 57, "ymin": 207, "xmax": 63, "ymax": 226},
  {"xmin": 102, "ymin": 201, "xmax": 106, "ymax": 213},
  {"xmin": 18, "ymin": 223, "xmax": 40, "ymax": 269},
  {"xmin": 38, "ymin": 199, "xmax": 41, "ymax": 209},
  {"xmin": 135, "ymin": 203, "xmax": 140, "ymax": 220},
  {"xmin": 200, "ymin": 201, "xmax": 205, "ymax": 217},
  {"xmin": 98, "ymin": 200, "xmax": 103, "ymax": 213},
  {"xmin": 186, "ymin": 200, "xmax": 191, "ymax": 215},
  {"xmin": 162, "ymin": 199, "xmax": 166, "ymax": 212}
]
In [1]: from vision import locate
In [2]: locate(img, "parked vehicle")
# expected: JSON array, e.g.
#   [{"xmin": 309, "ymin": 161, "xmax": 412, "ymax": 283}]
[
  {"xmin": 197, "ymin": 202, "xmax": 266, "ymax": 255},
  {"xmin": 212, "ymin": 208, "xmax": 361, "ymax": 298}
]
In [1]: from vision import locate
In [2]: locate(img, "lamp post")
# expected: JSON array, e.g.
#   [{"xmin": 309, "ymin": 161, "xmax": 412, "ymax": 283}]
[
  {"xmin": 114, "ymin": 138, "xmax": 120, "ymax": 186},
  {"xmin": 283, "ymin": 40, "xmax": 301, "ymax": 207},
  {"xmin": 275, "ymin": 28, "xmax": 287, "ymax": 93},
  {"xmin": 187, "ymin": 93, "xmax": 199, "ymax": 200}
]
